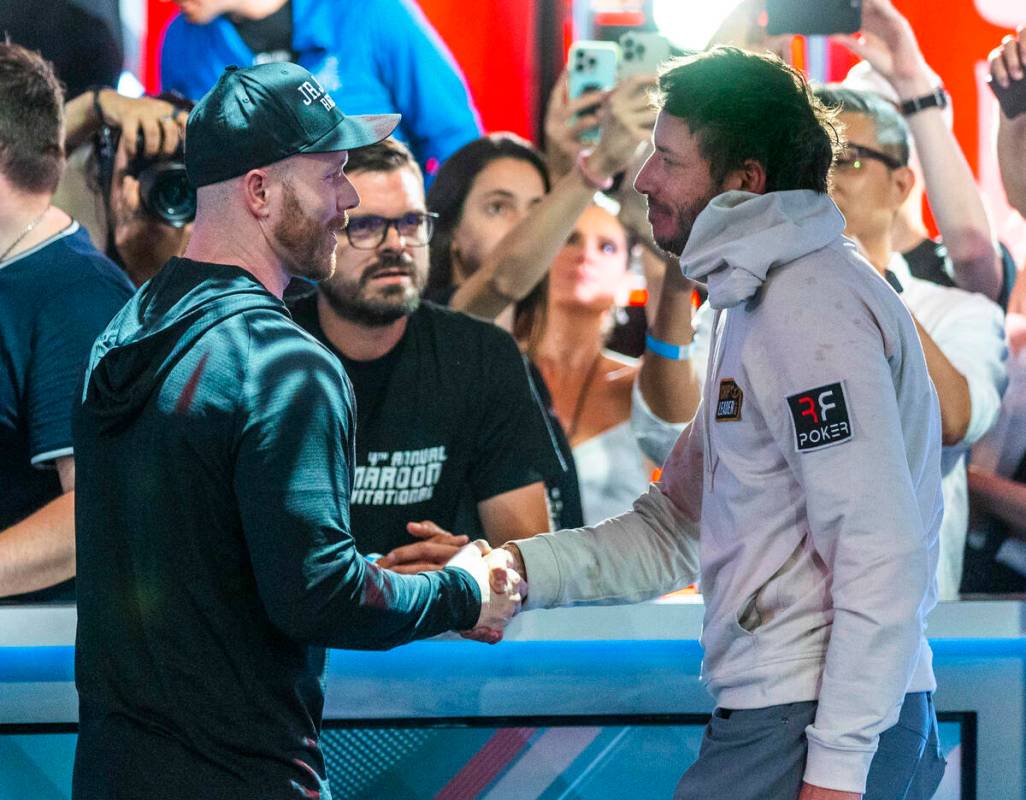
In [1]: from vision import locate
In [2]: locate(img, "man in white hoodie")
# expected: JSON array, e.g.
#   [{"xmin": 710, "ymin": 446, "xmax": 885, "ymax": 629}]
[{"xmin": 479, "ymin": 47, "xmax": 946, "ymax": 800}]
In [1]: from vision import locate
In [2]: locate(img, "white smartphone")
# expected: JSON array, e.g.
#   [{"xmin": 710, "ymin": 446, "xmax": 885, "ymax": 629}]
[
  {"xmin": 618, "ymin": 32, "xmax": 673, "ymax": 78},
  {"xmin": 568, "ymin": 41, "xmax": 621, "ymax": 143}
]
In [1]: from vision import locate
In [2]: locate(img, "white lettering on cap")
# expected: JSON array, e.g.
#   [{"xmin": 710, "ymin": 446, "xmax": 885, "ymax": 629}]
[{"xmin": 297, "ymin": 78, "xmax": 336, "ymax": 111}]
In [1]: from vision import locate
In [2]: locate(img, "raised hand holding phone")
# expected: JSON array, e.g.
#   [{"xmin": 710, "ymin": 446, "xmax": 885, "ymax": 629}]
[
  {"xmin": 568, "ymin": 41, "xmax": 621, "ymax": 144},
  {"xmin": 988, "ymin": 27, "xmax": 1026, "ymax": 119}
]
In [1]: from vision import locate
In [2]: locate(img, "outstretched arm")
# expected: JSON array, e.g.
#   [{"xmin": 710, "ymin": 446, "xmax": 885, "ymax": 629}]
[
  {"xmin": 449, "ymin": 76, "xmax": 655, "ymax": 319},
  {"xmin": 0, "ymin": 457, "xmax": 76, "ymax": 598},
  {"xmin": 836, "ymin": 0, "xmax": 1002, "ymax": 300}
]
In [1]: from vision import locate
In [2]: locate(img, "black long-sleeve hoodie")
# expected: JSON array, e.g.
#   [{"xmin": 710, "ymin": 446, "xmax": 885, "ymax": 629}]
[{"xmin": 71, "ymin": 258, "xmax": 480, "ymax": 800}]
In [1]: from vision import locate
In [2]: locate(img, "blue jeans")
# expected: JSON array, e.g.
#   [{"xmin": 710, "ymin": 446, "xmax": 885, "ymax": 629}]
[{"xmin": 673, "ymin": 692, "xmax": 946, "ymax": 800}]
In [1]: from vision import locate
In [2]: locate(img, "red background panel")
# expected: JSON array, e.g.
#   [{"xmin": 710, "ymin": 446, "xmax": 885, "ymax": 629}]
[
  {"xmin": 420, "ymin": 0, "xmax": 538, "ymax": 138},
  {"xmin": 142, "ymin": 0, "xmax": 1024, "ymax": 184},
  {"xmin": 893, "ymin": 0, "xmax": 1011, "ymax": 175}
]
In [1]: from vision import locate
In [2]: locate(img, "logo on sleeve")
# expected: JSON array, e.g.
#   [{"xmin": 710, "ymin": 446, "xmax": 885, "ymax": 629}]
[
  {"xmin": 786, "ymin": 382, "xmax": 852, "ymax": 452},
  {"xmin": 716, "ymin": 379, "xmax": 743, "ymax": 422}
]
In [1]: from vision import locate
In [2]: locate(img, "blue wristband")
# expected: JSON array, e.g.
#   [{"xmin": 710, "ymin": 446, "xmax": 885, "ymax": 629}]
[{"xmin": 646, "ymin": 333, "xmax": 693, "ymax": 361}]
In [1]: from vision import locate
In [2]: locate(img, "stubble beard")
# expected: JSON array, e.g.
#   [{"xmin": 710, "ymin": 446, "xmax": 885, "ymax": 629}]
[
  {"xmin": 319, "ymin": 252, "xmax": 424, "ymax": 327},
  {"xmin": 274, "ymin": 183, "xmax": 345, "ymax": 282},
  {"xmin": 650, "ymin": 185, "xmax": 723, "ymax": 257}
]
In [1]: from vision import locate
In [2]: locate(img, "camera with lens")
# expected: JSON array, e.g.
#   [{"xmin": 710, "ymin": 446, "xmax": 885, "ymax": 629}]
[{"xmin": 125, "ymin": 132, "xmax": 196, "ymax": 228}]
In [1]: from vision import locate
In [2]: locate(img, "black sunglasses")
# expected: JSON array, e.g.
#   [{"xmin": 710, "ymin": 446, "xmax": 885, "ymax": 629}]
[{"xmin": 835, "ymin": 143, "xmax": 906, "ymax": 172}]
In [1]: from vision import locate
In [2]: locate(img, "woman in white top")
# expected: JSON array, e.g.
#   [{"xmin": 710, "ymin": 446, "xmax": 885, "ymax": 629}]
[{"xmin": 515, "ymin": 203, "xmax": 653, "ymax": 525}]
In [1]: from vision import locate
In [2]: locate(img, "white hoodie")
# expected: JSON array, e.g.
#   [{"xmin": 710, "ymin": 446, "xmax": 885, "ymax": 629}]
[{"xmin": 516, "ymin": 190, "xmax": 943, "ymax": 794}]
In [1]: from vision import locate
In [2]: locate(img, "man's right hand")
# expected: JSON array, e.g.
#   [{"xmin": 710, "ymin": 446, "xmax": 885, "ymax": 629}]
[{"xmin": 446, "ymin": 541, "xmax": 523, "ymax": 644}]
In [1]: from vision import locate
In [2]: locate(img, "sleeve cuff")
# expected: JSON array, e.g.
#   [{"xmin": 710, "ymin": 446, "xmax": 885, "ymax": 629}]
[
  {"xmin": 513, "ymin": 535, "xmax": 564, "ymax": 611},
  {"xmin": 30, "ymin": 446, "xmax": 74, "ymax": 469},
  {"xmin": 802, "ymin": 733, "xmax": 876, "ymax": 795},
  {"xmin": 440, "ymin": 566, "xmax": 483, "ymax": 630},
  {"xmin": 961, "ymin": 369, "xmax": 1005, "ymax": 446},
  {"xmin": 630, "ymin": 380, "xmax": 688, "ymax": 466}
]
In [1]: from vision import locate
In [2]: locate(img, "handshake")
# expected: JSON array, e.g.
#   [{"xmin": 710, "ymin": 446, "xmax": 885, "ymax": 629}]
[{"xmin": 446, "ymin": 541, "xmax": 527, "ymax": 644}]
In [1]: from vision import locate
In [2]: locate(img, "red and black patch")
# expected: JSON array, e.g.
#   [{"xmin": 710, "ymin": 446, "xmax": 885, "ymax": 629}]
[
  {"xmin": 715, "ymin": 379, "xmax": 743, "ymax": 422},
  {"xmin": 786, "ymin": 382, "xmax": 852, "ymax": 452}
]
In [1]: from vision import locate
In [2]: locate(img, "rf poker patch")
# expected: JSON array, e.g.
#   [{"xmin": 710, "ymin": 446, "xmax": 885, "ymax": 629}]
[
  {"xmin": 786, "ymin": 382, "xmax": 852, "ymax": 452},
  {"xmin": 716, "ymin": 379, "xmax": 743, "ymax": 421}
]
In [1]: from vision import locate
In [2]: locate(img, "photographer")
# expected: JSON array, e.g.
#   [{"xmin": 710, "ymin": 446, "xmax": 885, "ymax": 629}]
[{"xmin": 56, "ymin": 88, "xmax": 193, "ymax": 286}]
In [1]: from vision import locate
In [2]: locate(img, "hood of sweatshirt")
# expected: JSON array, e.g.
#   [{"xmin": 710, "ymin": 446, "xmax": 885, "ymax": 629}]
[
  {"xmin": 82, "ymin": 258, "xmax": 286, "ymax": 433},
  {"xmin": 680, "ymin": 190, "xmax": 846, "ymax": 309}
]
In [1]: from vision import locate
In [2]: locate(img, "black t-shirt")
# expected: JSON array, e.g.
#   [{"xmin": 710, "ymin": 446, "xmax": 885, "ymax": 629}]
[
  {"xmin": 420, "ymin": 284, "xmax": 585, "ymax": 531},
  {"xmin": 290, "ymin": 295, "xmax": 566, "ymax": 554},
  {"xmin": 230, "ymin": 0, "xmax": 295, "ymax": 64},
  {"xmin": 903, "ymin": 237, "xmax": 1015, "ymax": 310},
  {"xmin": 524, "ymin": 360, "xmax": 584, "ymax": 530},
  {"xmin": 0, "ymin": 225, "xmax": 133, "ymax": 604}
]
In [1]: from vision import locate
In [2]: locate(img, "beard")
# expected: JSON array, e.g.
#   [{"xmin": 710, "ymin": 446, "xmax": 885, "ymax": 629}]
[
  {"xmin": 648, "ymin": 184, "xmax": 723, "ymax": 257},
  {"xmin": 274, "ymin": 182, "xmax": 346, "ymax": 282},
  {"xmin": 319, "ymin": 250, "xmax": 424, "ymax": 327}
]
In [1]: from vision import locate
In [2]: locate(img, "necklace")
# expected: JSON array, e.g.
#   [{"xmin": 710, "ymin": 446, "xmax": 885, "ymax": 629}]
[
  {"xmin": 566, "ymin": 351, "xmax": 603, "ymax": 442},
  {"xmin": 0, "ymin": 206, "xmax": 49, "ymax": 262}
]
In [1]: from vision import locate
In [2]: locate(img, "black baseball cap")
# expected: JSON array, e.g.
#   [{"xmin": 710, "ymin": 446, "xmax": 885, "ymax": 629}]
[{"xmin": 185, "ymin": 62, "xmax": 400, "ymax": 188}]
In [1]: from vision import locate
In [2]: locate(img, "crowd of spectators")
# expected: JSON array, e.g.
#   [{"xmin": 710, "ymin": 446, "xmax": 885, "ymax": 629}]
[{"xmin": 3, "ymin": 0, "xmax": 1026, "ymax": 606}]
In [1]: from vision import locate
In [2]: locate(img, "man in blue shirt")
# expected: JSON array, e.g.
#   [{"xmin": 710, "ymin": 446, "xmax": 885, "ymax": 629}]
[
  {"xmin": 0, "ymin": 42, "xmax": 134, "ymax": 603},
  {"xmin": 161, "ymin": 0, "xmax": 482, "ymax": 176}
]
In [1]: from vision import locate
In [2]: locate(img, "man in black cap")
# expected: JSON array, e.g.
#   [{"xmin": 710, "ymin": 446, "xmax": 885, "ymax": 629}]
[{"xmin": 70, "ymin": 62, "xmax": 521, "ymax": 800}]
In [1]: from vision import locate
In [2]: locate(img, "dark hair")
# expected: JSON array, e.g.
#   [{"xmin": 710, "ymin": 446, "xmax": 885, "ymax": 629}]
[
  {"xmin": 344, "ymin": 136, "xmax": 422, "ymax": 179},
  {"xmin": 813, "ymin": 84, "xmax": 910, "ymax": 167},
  {"xmin": 0, "ymin": 42, "xmax": 65, "ymax": 193},
  {"xmin": 425, "ymin": 132, "xmax": 551, "ymax": 292},
  {"xmin": 656, "ymin": 46, "xmax": 841, "ymax": 193}
]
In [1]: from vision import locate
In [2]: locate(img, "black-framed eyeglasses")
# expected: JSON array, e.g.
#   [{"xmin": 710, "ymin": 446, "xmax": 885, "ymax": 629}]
[
  {"xmin": 344, "ymin": 211, "xmax": 438, "ymax": 249},
  {"xmin": 835, "ymin": 144, "xmax": 906, "ymax": 172}
]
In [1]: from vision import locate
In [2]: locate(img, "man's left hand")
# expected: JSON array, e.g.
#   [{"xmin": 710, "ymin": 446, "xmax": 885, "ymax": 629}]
[
  {"xmin": 376, "ymin": 520, "xmax": 469, "ymax": 574},
  {"xmin": 797, "ymin": 782, "xmax": 861, "ymax": 800}
]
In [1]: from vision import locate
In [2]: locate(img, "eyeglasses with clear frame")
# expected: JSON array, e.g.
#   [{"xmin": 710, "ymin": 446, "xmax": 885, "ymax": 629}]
[
  {"xmin": 835, "ymin": 144, "xmax": 906, "ymax": 172},
  {"xmin": 344, "ymin": 211, "xmax": 439, "ymax": 249}
]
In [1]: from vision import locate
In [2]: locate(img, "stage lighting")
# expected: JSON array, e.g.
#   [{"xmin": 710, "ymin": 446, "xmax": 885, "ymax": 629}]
[{"xmin": 652, "ymin": 0, "xmax": 746, "ymax": 52}]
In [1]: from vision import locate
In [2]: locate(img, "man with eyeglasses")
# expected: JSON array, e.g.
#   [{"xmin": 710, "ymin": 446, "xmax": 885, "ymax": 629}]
[
  {"xmin": 814, "ymin": 84, "xmax": 1007, "ymax": 601},
  {"xmin": 289, "ymin": 137, "xmax": 562, "ymax": 571}
]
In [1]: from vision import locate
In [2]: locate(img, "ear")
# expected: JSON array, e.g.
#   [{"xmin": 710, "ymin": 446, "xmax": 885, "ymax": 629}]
[
  {"xmin": 449, "ymin": 240, "xmax": 468, "ymax": 284},
  {"xmin": 892, "ymin": 165, "xmax": 915, "ymax": 207},
  {"xmin": 721, "ymin": 159, "xmax": 768, "ymax": 194},
  {"xmin": 241, "ymin": 169, "xmax": 274, "ymax": 219}
]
